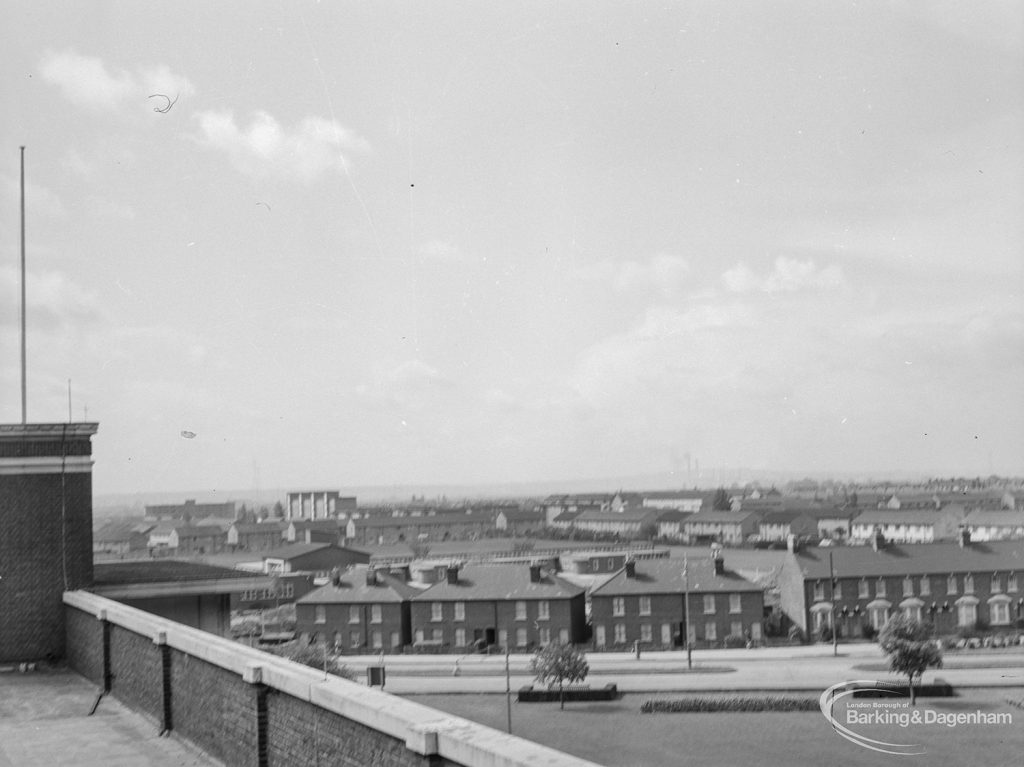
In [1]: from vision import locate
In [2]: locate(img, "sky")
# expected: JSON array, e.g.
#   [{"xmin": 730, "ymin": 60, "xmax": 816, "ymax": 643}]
[{"xmin": 1, "ymin": 2, "xmax": 1022, "ymax": 495}]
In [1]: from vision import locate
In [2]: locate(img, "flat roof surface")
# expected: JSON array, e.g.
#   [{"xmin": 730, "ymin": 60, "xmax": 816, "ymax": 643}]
[
  {"xmin": 94, "ymin": 560, "xmax": 255, "ymax": 585},
  {"xmin": 0, "ymin": 666, "xmax": 219, "ymax": 766}
]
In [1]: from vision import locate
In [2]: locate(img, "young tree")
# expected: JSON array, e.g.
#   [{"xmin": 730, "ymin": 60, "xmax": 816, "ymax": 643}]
[
  {"xmin": 272, "ymin": 501, "xmax": 285, "ymax": 519},
  {"xmin": 878, "ymin": 615, "xmax": 943, "ymax": 705},
  {"xmin": 712, "ymin": 488, "xmax": 731, "ymax": 511},
  {"xmin": 530, "ymin": 642, "xmax": 590, "ymax": 710}
]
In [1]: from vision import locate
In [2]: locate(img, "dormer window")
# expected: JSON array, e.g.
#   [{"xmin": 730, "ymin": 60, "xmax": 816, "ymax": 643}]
[
  {"xmin": 964, "ymin": 574, "xmax": 974, "ymax": 594},
  {"xmin": 876, "ymin": 578, "xmax": 887, "ymax": 598},
  {"xmin": 947, "ymin": 574, "xmax": 958, "ymax": 595},
  {"xmin": 902, "ymin": 577, "xmax": 914, "ymax": 597},
  {"xmin": 858, "ymin": 579, "xmax": 869, "ymax": 598},
  {"xmin": 992, "ymin": 574, "xmax": 1002, "ymax": 593}
]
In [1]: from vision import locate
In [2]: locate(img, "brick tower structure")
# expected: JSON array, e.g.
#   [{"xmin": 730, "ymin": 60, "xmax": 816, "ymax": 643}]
[{"xmin": 0, "ymin": 422, "xmax": 98, "ymax": 662}]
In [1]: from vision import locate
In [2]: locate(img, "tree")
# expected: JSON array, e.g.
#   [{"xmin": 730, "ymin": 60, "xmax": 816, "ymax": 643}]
[
  {"xmin": 878, "ymin": 616, "xmax": 943, "ymax": 705},
  {"xmin": 265, "ymin": 641, "xmax": 357, "ymax": 681},
  {"xmin": 407, "ymin": 540, "xmax": 431, "ymax": 560},
  {"xmin": 712, "ymin": 488, "xmax": 731, "ymax": 511},
  {"xmin": 530, "ymin": 642, "xmax": 589, "ymax": 710},
  {"xmin": 272, "ymin": 501, "xmax": 285, "ymax": 519}
]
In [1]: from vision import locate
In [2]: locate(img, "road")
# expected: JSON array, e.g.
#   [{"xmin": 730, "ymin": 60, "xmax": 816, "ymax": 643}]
[{"xmin": 332, "ymin": 644, "xmax": 1024, "ymax": 694}]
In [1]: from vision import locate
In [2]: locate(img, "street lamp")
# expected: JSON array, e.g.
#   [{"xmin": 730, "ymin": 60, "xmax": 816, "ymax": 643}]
[{"xmin": 683, "ymin": 556, "xmax": 692, "ymax": 670}]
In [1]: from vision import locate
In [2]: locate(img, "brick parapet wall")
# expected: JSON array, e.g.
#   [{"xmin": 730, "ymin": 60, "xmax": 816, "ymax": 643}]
[{"xmin": 64, "ymin": 592, "xmax": 600, "ymax": 767}]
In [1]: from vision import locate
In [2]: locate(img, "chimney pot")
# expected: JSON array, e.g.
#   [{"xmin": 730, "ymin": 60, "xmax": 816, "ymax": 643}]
[
  {"xmin": 529, "ymin": 564, "xmax": 542, "ymax": 583},
  {"xmin": 446, "ymin": 565, "xmax": 459, "ymax": 584},
  {"xmin": 624, "ymin": 560, "xmax": 636, "ymax": 578}
]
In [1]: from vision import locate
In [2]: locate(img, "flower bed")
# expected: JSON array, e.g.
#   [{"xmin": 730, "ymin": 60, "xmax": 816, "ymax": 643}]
[{"xmin": 640, "ymin": 696, "xmax": 819, "ymax": 713}]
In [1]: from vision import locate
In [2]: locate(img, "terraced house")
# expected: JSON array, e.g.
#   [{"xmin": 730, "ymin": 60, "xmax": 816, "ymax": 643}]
[
  {"xmin": 779, "ymin": 533, "xmax": 1024, "ymax": 639},
  {"xmin": 295, "ymin": 565, "xmax": 418, "ymax": 652},
  {"xmin": 590, "ymin": 553, "xmax": 765, "ymax": 650},
  {"xmin": 409, "ymin": 563, "xmax": 586, "ymax": 651}
]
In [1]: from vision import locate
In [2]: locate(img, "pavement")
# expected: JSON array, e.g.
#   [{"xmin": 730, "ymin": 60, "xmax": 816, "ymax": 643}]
[
  {"xmin": 0, "ymin": 667, "xmax": 220, "ymax": 767},
  {"xmin": 335, "ymin": 643, "xmax": 1024, "ymax": 695}
]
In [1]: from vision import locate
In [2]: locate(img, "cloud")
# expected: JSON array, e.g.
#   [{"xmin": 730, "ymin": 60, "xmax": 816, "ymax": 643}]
[
  {"xmin": 0, "ymin": 266, "xmax": 103, "ymax": 331},
  {"xmin": 1, "ymin": 175, "xmax": 66, "ymax": 218},
  {"xmin": 578, "ymin": 253, "xmax": 690, "ymax": 295},
  {"xmin": 354, "ymin": 359, "xmax": 455, "ymax": 411},
  {"xmin": 723, "ymin": 257, "xmax": 844, "ymax": 293},
  {"xmin": 194, "ymin": 110, "xmax": 370, "ymax": 181},
  {"xmin": 39, "ymin": 49, "xmax": 193, "ymax": 113},
  {"xmin": 417, "ymin": 240, "xmax": 463, "ymax": 263}
]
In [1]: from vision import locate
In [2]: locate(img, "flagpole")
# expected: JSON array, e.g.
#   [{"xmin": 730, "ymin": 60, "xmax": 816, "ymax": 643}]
[
  {"xmin": 20, "ymin": 146, "xmax": 28, "ymax": 423},
  {"xmin": 683, "ymin": 556, "xmax": 692, "ymax": 670}
]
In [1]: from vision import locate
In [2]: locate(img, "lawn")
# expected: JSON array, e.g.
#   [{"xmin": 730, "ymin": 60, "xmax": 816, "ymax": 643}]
[{"xmin": 406, "ymin": 691, "xmax": 1022, "ymax": 767}]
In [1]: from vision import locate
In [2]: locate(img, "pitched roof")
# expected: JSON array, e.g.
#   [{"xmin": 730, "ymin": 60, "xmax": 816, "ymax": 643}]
[
  {"xmin": 851, "ymin": 509, "xmax": 952, "ymax": 525},
  {"xmin": 656, "ymin": 510, "xmax": 691, "ymax": 523},
  {"xmin": 641, "ymin": 490, "xmax": 707, "ymax": 500},
  {"xmin": 232, "ymin": 521, "xmax": 288, "ymax": 534},
  {"xmin": 296, "ymin": 566, "xmax": 419, "ymax": 604},
  {"xmin": 590, "ymin": 558, "xmax": 762, "ymax": 596},
  {"xmin": 963, "ymin": 510, "xmax": 1024, "ymax": 527},
  {"xmin": 94, "ymin": 521, "xmax": 154, "ymax": 542},
  {"xmin": 263, "ymin": 542, "xmax": 335, "ymax": 560},
  {"xmin": 574, "ymin": 509, "xmax": 660, "ymax": 523},
  {"xmin": 410, "ymin": 564, "xmax": 584, "ymax": 601},
  {"xmin": 759, "ymin": 509, "xmax": 813, "ymax": 524},
  {"xmin": 789, "ymin": 541, "xmax": 1024, "ymax": 579},
  {"xmin": 173, "ymin": 525, "xmax": 226, "ymax": 538},
  {"xmin": 685, "ymin": 510, "xmax": 761, "ymax": 524}
]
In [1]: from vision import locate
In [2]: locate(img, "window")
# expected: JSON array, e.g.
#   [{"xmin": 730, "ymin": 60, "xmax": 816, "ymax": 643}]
[
  {"xmin": 515, "ymin": 601, "xmax": 527, "ymax": 620},
  {"xmin": 1009, "ymin": 573, "xmax": 1019, "ymax": 593},
  {"xmin": 595, "ymin": 625, "xmax": 606, "ymax": 647},
  {"xmin": 903, "ymin": 577, "xmax": 914, "ymax": 597},
  {"xmin": 559, "ymin": 628, "xmax": 569, "ymax": 644},
  {"xmin": 661, "ymin": 624, "xmax": 672, "ymax": 645},
  {"xmin": 455, "ymin": 628, "xmax": 466, "ymax": 646},
  {"xmin": 730, "ymin": 621, "xmax": 743, "ymax": 637},
  {"xmin": 991, "ymin": 602, "xmax": 1010, "ymax": 626},
  {"xmin": 903, "ymin": 604, "xmax": 922, "ymax": 622},
  {"xmin": 991, "ymin": 575, "xmax": 1002, "ymax": 594},
  {"xmin": 869, "ymin": 607, "xmax": 890, "ymax": 630},
  {"xmin": 370, "ymin": 604, "xmax": 382, "ymax": 624},
  {"xmin": 705, "ymin": 622, "xmax": 717, "ymax": 642},
  {"xmin": 876, "ymin": 579, "xmax": 887, "ymax": 598},
  {"xmin": 920, "ymin": 577, "xmax": 931, "ymax": 596},
  {"xmin": 516, "ymin": 628, "xmax": 527, "ymax": 647},
  {"xmin": 498, "ymin": 629, "xmax": 508, "ymax": 649},
  {"xmin": 350, "ymin": 631, "xmax": 361, "ymax": 648},
  {"xmin": 637, "ymin": 596, "xmax": 651, "ymax": 616},
  {"xmin": 333, "ymin": 631, "xmax": 342, "ymax": 648},
  {"xmin": 614, "ymin": 624, "xmax": 626, "ymax": 643},
  {"xmin": 813, "ymin": 582, "xmax": 825, "ymax": 601},
  {"xmin": 858, "ymin": 579, "xmax": 869, "ymax": 598},
  {"xmin": 539, "ymin": 626, "xmax": 551, "ymax": 645},
  {"xmin": 947, "ymin": 575, "xmax": 958, "ymax": 595},
  {"xmin": 637, "ymin": 624, "xmax": 650, "ymax": 642},
  {"xmin": 612, "ymin": 597, "xmax": 625, "ymax": 617},
  {"xmin": 964, "ymin": 574, "xmax": 974, "ymax": 594},
  {"xmin": 537, "ymin": 600, "xmax": 550, "ymax": 620},
  {"xmin": 314, "ymin": 606, "xmax": 326, "ymax": 624},
  {"xmin": 390, "ymin": 631, "xmax": 400, "ymax": 649},
  {"xmin": 729, "ymin": 594, "xmax": 742, "ymax": 614},
  {"xmin": 957, "ymin": 603, "xmax": 977, "ymax": 628},
  {"xmin": 454, "ymin": 601, "xmax": 465, "ymax": 621},
  {"xmin": 371, "ymin": 630, "xmax": 383, "ymax": 649},
  {"xmin": 703, "ymin": 595, "xmax": 716, "ymax": 614},
  {"xmin": 432, "ymin": 628, "xmax": 443, "ymax": 643},
  {"xmin": 349, "ymin": 605, "xmax": 360, "ymax": 624},
  {"xmin": 414, "ymin": 629, "xmax": 424, "ymax": 644},
  {"xmin": 431, "ymin": 602, "xmax": 443, "ymax": 622}
]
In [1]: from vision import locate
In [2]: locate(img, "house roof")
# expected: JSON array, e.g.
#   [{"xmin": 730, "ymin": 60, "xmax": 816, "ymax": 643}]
[
  {"xmin": 789, "ymin": 541, "xmax": 1024, "ymax": 579},
  {"xmin": 573, "ymin": 509, "xmax": 660, "ymax": 523},
  {"xmin": 850, "ymin": 510, "xmax": 951, "ymax": 526},
  {"xmin": 263, "ymin": 542, "xmax": 339, "ymax": 560},
  {"xmin": 963, "ymin": 510, "xmax": 1024, "ymax": 527},
  {"xmin": 296, "ymin": 566, "xmax": 420, "ymax": 604},
  {"xmin": 352, "ymin": 512, "xmax": 490, "ymax": 529},
  {"xmin": 641, "ymin": 490, "xmax": 706, "ymax": 500},
  {"xmin": 93, "ymin": 521, "xmax": 154, "ymax": 542},
  {"xmin": 232, "ymin": 522, "xmax": 287, "ymax": 534},
  {"xmin": 173, "ymin": 525, "xmax": 227, "ymax": 538},
  {"xmin": 656, "ymin": 510, "xmax": 692, "ymax": 523},
  {"xmin": 94, "ymin": 560, "xmax": 255, "ymax": 586},
  {"xmin": 497, "ymin": 509, "xmax": 544, "ymax": 522},
  {"xmin": 551, "ymin": 510, "xmax": 583, "ymax": 523},
  {"xmin": 685, "ymin": 510, "xmax": 761, "ymax": 524},
  {"xmin": 290, "ymin": 519, "xmax": 345, "ymax": 530},
  {"xmin": 759, "ymin": 510, "xmax": 813, "ymax": 524},
  {"xmin": 410, "ymin": 564, "xmax": 584, "ymax": 601},
  {"xmin": 590, "ymin": 558, "xmax": 762, "ymax": 596}
]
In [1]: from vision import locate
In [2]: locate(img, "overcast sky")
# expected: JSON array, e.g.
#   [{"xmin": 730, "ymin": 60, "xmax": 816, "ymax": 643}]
[{"xmin": 2, "ymin": 2, "xmax": 1022, "ymax": 495}]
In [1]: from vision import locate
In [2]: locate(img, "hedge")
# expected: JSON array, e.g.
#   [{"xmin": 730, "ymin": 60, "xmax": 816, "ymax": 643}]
[{"xmin": 640, "ymin": 696, "xmax": 819, "ymax": 713}]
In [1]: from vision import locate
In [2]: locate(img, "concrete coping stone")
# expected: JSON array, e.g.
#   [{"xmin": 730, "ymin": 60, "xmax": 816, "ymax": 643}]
[{"xmin": 63, "ymin": 590, "xmax": 601, "ymax": 766}]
